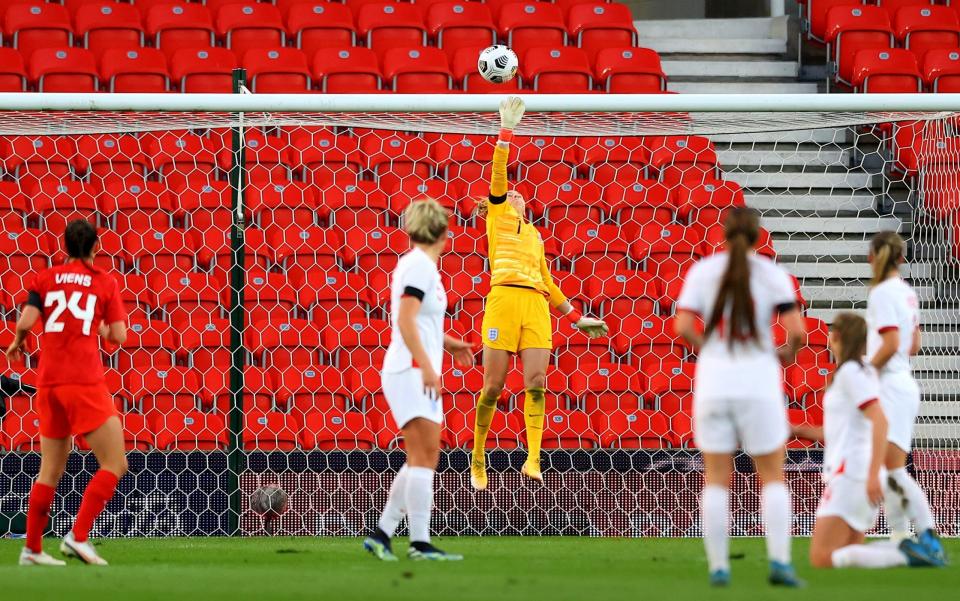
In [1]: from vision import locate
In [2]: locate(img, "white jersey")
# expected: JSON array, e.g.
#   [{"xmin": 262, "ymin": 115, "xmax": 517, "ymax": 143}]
[
  {"xmin": 382, "ymin": 247, "xmax": 447, "ymax": 374},
  {"xmin": 676, "ymin": 251, "xmax": 796, "ymax": 403},
  {"xmin": 866, "ymin": 277, "xmax": 919, "ymax": 376},
  {"xmin": 822, "ymin": 361, "xmax": 881, "ymax": 481}
]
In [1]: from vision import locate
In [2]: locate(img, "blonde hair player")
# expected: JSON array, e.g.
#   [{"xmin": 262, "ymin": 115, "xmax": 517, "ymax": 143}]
[
  {"xmin": 674, "ymin": 208, "xmax": 806, "ymax": 588},
  {"xmin": 363, "ymin": 199, "xmax": 475, "ymax": 562},
  {"xmin": 469, "ymin": 97, "xmax": 609, "ymax": 489},
  {"xmin": 793, "ymin": 313, "xmax": 942, "ymax": 569},
  {"xmin": 866, "ymin": 231, "xmax": 946, "ymax": 562}
]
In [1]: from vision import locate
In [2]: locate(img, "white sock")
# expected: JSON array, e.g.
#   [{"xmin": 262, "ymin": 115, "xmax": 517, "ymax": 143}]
[
  {"xmin": 883, "ymin": 474, "xmax": 911, "ymax": 541},
  {"xmin": 831, "ymin": 544, "xmax": 908, "ymax": 569},
  {"xmin": 888, "ymin": 467, "xmax": 935, "ymax": 533},
  {"xmin": 761, "ymin": 482, "xmax": 792, "ymax": 565},
  {"xmin": 702, "ymin": 485, "xmax": 730, "ymax": 573},
  {"xmin": 376, "ymin": 464, "xmax": 409, "ymax": 537},
  {"xmin": 405, "ymin": 466, "xmax": 435, "ymax": 544}
]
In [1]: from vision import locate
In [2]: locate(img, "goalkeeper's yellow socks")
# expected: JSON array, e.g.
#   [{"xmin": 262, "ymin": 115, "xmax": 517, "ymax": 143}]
[
  {"xmin": 470, "ymin": 391, "xmax": 499, "ymax": 490},
  {"xmin": 522, "ymin": 387, "xmax": 546, "ymax": 482}
]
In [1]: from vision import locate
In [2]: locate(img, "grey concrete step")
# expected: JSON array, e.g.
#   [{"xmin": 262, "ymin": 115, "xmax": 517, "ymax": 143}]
[
  {"xmin": 919, "ymin": 331, "xmax": 960, "ymax": 350},
  {"xmin": 644, "ymin": 38, "xmax": 786, "ymax": 55},
  {"xmin": 719, "ymin": 149, "xmax": 850, "ymax": 169},
  {"xmin": 746, "ymin": 193, "xmax": 877, "ymax": 213},
  {"xmin": 807, "ymin": 308, "xmax": 960, "ymax": 326},
  {"xmin": 668, "ymin": 81, "xmax": 819, "ymax": 94},
  {"xmin": 711, "ymin": 130, "xmax": 851, "ymax": 144},
  {"xmin": 919, "ymin": 378, "xmax": 960, "ymax": 396},
  {"xmin": 914, "ymin": 424, "xmax": 960, "ymax": 441},
  {"xmin": 634, "ymin": 16, "xmax": 788, "ymax": 41},
  {"xmin": 773, "ymin": 239, "xmax": 870, "ymax": 258},
  {"xmin": 661, "ymin": 60, "xmax": 798, "ymax": 79},
  {"xmin": 762, "ymin": 216, "xmax": 901, "ymax": 234},
  {"xmin": 919, "ymin": 402, "xmax": 960, "ymax": 418},
  {"xmin": 800, "ymin": 284, "xmax": 936, "ymax": 304},
  {"xmin": 782, "ymin": 262, "xmax": 924, "ymax": 279},
  {"xmin": 728, "ymin": 171, "xmax": 876, "ymax": 190},
  {"xmin": 912, "ymin": 355, "xmax": 960, "ymax": 372}
]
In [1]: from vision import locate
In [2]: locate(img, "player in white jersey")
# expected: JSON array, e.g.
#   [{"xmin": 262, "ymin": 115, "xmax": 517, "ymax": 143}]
[
  {"xmin": 675, "ymin": 208, "xmax": 806, "ymax": 588},
  {"xmin": 364, "ymin": 199, "xmax": 475, "ymax": 562},
  {"xmin": 794, "ymin": 313, "xmax": 942, "ymax": 568},
  {"xmin": 866, "ymin": 231, "xmax": 945, "ymax": 561}
]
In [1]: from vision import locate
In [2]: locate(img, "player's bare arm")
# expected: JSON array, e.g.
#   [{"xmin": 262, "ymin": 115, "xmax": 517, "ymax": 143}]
[
  {"xmin": 673, "ymin": 309, "xmax": 703, "ymax": 349},
  {"xmin": 869, "ymin": 328, "xmax": 900, "ymax": 370},
  {"xmin": 5, "ymin": 305, "xmax": 40, "ymax": 363},
  {"xmin": 397, "ymin": 295, "xmax": 441, "ymax": 399},
  {"xmin": 863, "ymin": 401, "xmax": 888, "ymax": 506},
  {"xmin": 777, "ymin": 308, "xmax": 806, "ymax": 364}
]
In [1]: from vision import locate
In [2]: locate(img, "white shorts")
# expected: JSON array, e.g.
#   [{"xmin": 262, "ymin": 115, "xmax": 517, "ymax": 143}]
[
  {"xmin": 879, "ymin": 373, "xmax": 920, "ymax": 453},
  {"xmin": 693, "ymin": 394, "xmax": 789, "ymax": 456},
  {"xmin": 381, "ymin": 369, "xmax": 444, "ymax": 429},
  {"xmin": 816, "ymin": 472, "xmax": 882, "ymax": 533}
]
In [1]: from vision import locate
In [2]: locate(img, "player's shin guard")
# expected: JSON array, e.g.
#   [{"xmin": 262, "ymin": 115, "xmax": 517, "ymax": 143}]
[
  {"xmin": 26, "ymin": 482, "xmax": 56, "ymax": 554},
  {"xmin": 523, "ymin": 387, "xmax": 546, "ymax": 465},
  {"xmin": 761, "ymin": 482, "xmax": 792, "ymax": 565},
  {"xmin": 701, "ymin": 485, "xmax": 730, "ymax": 574},
  {"xmin": 405, "ymin": 467, "xmax": 435, "ymax": 544},
  {"xmin": 72, "ymin": 470, "xmax": 119, "ymax": 543},
  {"xmin": 888, "ymin": 467, "xmax": 936, "ymax": 533},
  {"xmin": 472, "ymin": 391, "xmax": 499, "ymax": 463},
  {"xmin": 377, "ymin": 464, "xmax": 409, "ymax": 538}
]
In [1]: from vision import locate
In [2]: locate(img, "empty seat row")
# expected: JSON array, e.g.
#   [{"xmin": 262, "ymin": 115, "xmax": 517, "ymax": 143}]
[{"xmin": 851, "ymin": 46, "xmax": 960, "ymax": 92}]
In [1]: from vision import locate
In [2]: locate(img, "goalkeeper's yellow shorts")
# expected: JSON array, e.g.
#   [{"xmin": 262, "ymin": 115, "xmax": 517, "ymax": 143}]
[{"xmin": 481, "ymin": 285, "xmax": 552, "ymax": 353}]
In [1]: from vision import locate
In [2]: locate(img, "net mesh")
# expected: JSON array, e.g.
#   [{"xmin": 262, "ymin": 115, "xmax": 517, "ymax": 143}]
[{"xmin": 0, "ymin": 109, "xmax": 957, "ymax": 538}]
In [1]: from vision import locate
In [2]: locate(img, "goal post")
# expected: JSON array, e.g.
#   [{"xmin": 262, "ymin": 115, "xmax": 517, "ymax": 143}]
[{"xmin": 0, "ymin": 92, "xmax": 957, "ymax": 538}]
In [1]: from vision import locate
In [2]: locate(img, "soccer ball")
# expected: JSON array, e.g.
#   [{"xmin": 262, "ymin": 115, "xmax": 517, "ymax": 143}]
[
  {"xmin": 249, "ymin": 484, "xmax": 288, "ymax": 518},
  {"xmin": 478, "ymin": 45, "xmax": 519, "ymax": 84}
]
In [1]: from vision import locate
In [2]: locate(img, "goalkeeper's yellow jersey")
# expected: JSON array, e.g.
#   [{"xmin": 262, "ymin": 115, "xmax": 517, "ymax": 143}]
[{"xmin": 485, "ymin": 143, "xmax": 567, "ymax": 309}]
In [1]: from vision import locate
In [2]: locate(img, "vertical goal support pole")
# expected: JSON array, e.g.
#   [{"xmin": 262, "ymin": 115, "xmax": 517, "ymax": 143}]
[{"xmin": 227, "ymin": 68, "xmax": 248, "ymax": 535}]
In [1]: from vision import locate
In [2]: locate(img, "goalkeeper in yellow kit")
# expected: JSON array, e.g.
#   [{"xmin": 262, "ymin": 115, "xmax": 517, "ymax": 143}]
[{"xmin": 470, "ymin": 97, "xmax": 609, "ymax": 490}]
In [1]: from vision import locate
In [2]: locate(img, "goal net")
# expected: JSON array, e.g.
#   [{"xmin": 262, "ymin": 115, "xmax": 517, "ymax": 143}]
[{"xmin": 0, "ymin": 93, "xmax": 957, "ymax": 539}]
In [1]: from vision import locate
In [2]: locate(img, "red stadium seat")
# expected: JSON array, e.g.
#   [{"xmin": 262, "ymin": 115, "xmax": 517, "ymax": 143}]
[
  {"xmin": 216, "ymin": 3, "xmax": 285, "ymax": 60},
  {"xmin": 450, "ymin": 45, "xmax": 521, "ymax": 92},
  {"xmin": 77, "ymin": 412, "xmax": 154, "ymax": 451},
  {"xmin": 587, "ymin": 270, "xmax": 659, "ymax": 319},
  {"xmin": 74, "ymin": 134, "xmax": 151, "ymax": 182},
  {"xmin": 894, "ymin": 5, "xmax": 960, "ymax": 62},
  {"xmin": 126, "ymin": 367, "xmax": 201, "ymax": 414},
  {"xmin": 297, "ymin": 269, "xmax": 372, "ymax": 325},
  {"xmin": 521, "ymin": 46, "xmax": 592, "ymax": 93},
  {"xmin": 272, "ymin": 225, "xmax": 342, "ymax": 271},
  {"xmin": 123, "ymin": 227, "xmax": 195, "ymax": 274},
  {"xmin": 498, "ymin": 2, "xmax": 566, "ymax": 59},
  {"xmin": 179, "ymin": 318, "xmax": 231, "ymax": 375},
  {"xmin": 446, "ymin": 271, "xmax": 489, "ymax": 325},
  {"xmin": 388, "ymin": 178, "xmax": 456, "ymax": 217},
  {"xmin": 218, "ymin": 131, "xmax": 290, "ymax": 184},
  {"xmin": 356, "ymin": 3, "xmax": 427, "ymax": 53},
  {"xmin": 591, "ymin": 410, "xmax": 671, "ymax": 449},
  {"xmin": 786, "ymin": 361, "xmax": 833, "ymax": 426},
  {"xmin": 446, "ymin": 408, "xmax": 523, "ymax": 449},
  {"xmin": 825, "ymin": 5, "xmax": 894, "ymax": 87},
  {"xmin": 536, "ymin": 409, "xmax": 597, "ymax": 449},
  {"xmin": 246, "ymin": 181, "xmax": 315, "ymax": 228},
  {"xmin": 559, "ymin": 224, "xmax": 629, "ymax": 275},
  {"xmin": 277, "ymin": 364, "xmax": 353, "ymax": 414},
  {"xmin": 169, "ymin": 47, "xmax": 237, "ymax": 93},
  {"xmin": 287, "ymin": 2, "xmax": 357, "ymax": 56},
  {"xmin": 569, "ymin": 362, "xmax": 645, "ymax": 413},
  {"xmin": 647, "ymin": 136, "xmax": 719, "ymax": 186},
  {"xmin": 146, "ymin": 4, "xmax": 215, "ymax": 57},
  {"xmin": 595, "ymin": 47, "xmax": 666, "ymax": 93},
  {"xmin": 2, "ymin": 406, "xmax": 41, "ymax": 451},
  {"xmin": 147, "ymin": 131, "xmax": 220, "ymax": 186},
  {"xmin": 580, "ymin": 135, "xmax": 648, "ymax": 173},
  {"xmin": 247, "ymin": 318, "xmax": 323, "ymax": 370},
  {"xmin": 359, "ymin": 133, "xmax": 433, "ymax": 188},
  {"xmin": 244, "ymin": 48, "xmax": 311, "ymax": 93},
  {"xmin": 153, "ymin": 271, "xmax": 222, "ymax": 326},
  {"xmin": 604, "ymin": 180, "xmax": 673, "ymax": 231},
  {"xmin": 312, "ymin": 47, "xmax": 382, "ymax": 93},
  {"xmin": 923, "ymin": 48, "xmax": 960, "ymax": 92},
  {"xmin": 30, "ymin": 180, "xmax": 99, "ymax": 235},
  {"xmin": 615, "ymin": 314, "xmax": 686, "ymax": 369},
  {"xmin": 381, "ymin": 46, "xmax": 452, "ymax": 93},
  {"xmin": 171, "ymin": 179, "xmax": 232, "ymax": 231},
  {"xmin": 646, "ymin": 360, "xmax": 695, "ymax": 417},
  {"xmin": 100, "ymin": 48, "xmax": 170, "ymax": 93},
  {"xmin": 29, "ymin": 47, "xmax": 98, "ymax": 92},
  {"xmin": 676, "ymin": 179, "xmax": 746, "ymax": 225},
  {"xmin": 553, "ymin": 313, "xmax": 615, "ymax": 368},
  {"xmin": 243, "ymin": 409, "xmax": 300, "ymax": 451},
  {"xmin": 533, "ymin": 180, "xmax": 603, "ymax": 230},
  {"xmin": 631, "ymin": 223, "xmax": 702, "ymax": 285},
  {"xmin": 101, "ymin": 179, "xmax": 173, "ymax": 233},
  {"xmin": 1, "ymin": 229, "xmax": 50, "ymax": 276},
  {"xmin": 430, "ymin": 133, "xmax": 497, "ymax": 180},
  {"xmin": 426, "ymin": 2, "xmax": 496, "ymax": 56},
  {"xmin": 75, "ymin": 2, "xmax": 144, "ymax": 58},
  {"xmin": 317, "ymin": 182, "xmax": 390, "ymax": 228},
  {"xmin": 4, "ymin": 3, "xmax": 72, "ymax": 61},
  {"xmin": 0, "ymin": 48, "xmax": 27, "ymax": 91},
  {"xmin": 851, "ymin": 48, "xmax": 922, "ymax": 93},
  {"xmin": 2, "ymin": 135, "xmax": 76, "ymax": 181},
  {"xmin": 515, "ymin": 136, "xmax": 577, "ymax": 184},
  {"xmin": 805, "ymin": 0, "xmax": 860, "ymax": 44},
  {"xmin": 300, "ymin": 410, "xmax": 376, "ymax": 450},
  {"xmin": 152, "ymin": 410, "xmax": 228, "ymax": 451},
  {"xmin": 567, "ymin": 3, "xmax": 638, "ymax": 62},
  {"xmin": 241, "ymin": 269, "xmax": 298, "ymax": 325},
  {"xmin": 322, "ymin": 318, "xmax": 390, "ymax": 369}
]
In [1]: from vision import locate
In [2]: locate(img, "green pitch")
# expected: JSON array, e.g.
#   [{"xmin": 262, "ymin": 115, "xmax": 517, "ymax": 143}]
[{"xmin": 1, "ymin": 537, "xmax": 956, "ymax": 601}]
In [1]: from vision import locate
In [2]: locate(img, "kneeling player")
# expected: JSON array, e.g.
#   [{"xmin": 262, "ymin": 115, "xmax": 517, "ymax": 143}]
[{"xmin": 793, "ymin": 313, "xmax": 943, "ymax": 569}]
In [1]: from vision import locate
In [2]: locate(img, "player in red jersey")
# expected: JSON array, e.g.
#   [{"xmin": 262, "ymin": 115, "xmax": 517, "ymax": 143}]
[{"xmin": 5, "ymin": 220, "xmax": 128, "ymax": 567}]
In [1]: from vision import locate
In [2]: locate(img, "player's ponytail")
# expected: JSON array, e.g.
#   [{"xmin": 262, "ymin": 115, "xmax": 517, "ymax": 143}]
[
  {"xmin": 705, "ymin": 208, "xmax": 760, "ymax": 348},
  {"xmin": 831, "ymin": 311, "xmax": 867, "ymax": 367},
  {"xmin": 869, "ymin": 231, "xmax": 904, "ymax": 286},
  {"xmin": 403, "ymin": 198, "xmax": 450, "ymax": 245}
]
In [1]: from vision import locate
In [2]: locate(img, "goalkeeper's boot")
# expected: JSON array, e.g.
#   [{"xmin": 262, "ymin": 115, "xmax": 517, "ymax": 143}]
[
  {"xmin": 18, "ymin": 548, "xmax": 65, "ymax": 567},
  {"xmin": 408, "ymin": 542, "xmax": 463, "ymax": 562},
  {"xmin": 768, "ymin": 561, "xmax": 804, "ymax": 587},
  {"xmin": 363, "ymin": 530, "xmax": 398, "ymax": 562},
  {"xmin": 470, "ymin": 455, "xmax": 488, "ymax": 491},
  {"xmin": 918, "ymin": 529, "xmax": 948, "ymax": 565},
  {"xmin": 900, "ymin": 537, "xmax": 945, "ymax": 567},
  {"xmin": 521, "ymin": 457, "xmax": 543, "ymax": 483},
  {"xmin": 708, "ymin": 569, "xmax": 730, "ymax": 588},
  {"xmin": 60, "ymin": 532, "xmax": 108, "ymax": 566}
]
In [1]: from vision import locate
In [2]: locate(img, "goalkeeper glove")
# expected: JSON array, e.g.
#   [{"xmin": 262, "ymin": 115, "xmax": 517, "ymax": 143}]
[
  {"xmin": 575, "ymin": 317, "xmax": 609, "ymax": 339},
  {"xmin": 499, "ymin": 96, "xmax": 525, "ymax": 130}
]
